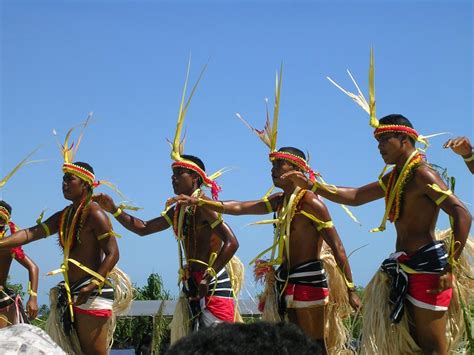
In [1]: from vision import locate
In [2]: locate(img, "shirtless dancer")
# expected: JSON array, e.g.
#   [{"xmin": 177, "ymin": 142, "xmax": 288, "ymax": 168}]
[
  {"xmin": 285, "ymin": 114, "xmax": 471, "ymax": 354},
  {"xmin": 0, "ymin": 200, "xmax": 38, "ymax": 327}
]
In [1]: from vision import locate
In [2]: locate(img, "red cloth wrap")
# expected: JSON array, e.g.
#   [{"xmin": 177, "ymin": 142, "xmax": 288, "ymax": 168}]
[{"xmin": 191, "ymin": 271, "xmax": 235, "ymax": 322}]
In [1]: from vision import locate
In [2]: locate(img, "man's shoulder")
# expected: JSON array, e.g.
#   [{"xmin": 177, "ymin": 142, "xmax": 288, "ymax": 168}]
[
  {"xmin": 86, "ymin": 201, "xmax": 108, "ymax": 221},
  {"xmin": 412, "ymin": 162, "xmax": 440, "ymax": 184},
  {"xmin": 300, "ymin": 190, "xmax": 325, "ymax": 212}
]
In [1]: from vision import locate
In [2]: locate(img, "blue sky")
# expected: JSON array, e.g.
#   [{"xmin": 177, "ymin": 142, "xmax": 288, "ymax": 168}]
[{"xmin": 1, "ymin": 0, "xmax": 472, "ymax": 307}]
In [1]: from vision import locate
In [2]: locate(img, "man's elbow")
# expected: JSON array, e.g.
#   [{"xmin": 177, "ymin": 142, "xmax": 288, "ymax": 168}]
[
  {"xmin": 453, "ymin": 206, "xmax": 472, "ymax": 233},
  {"xmin": 30, "ymin": 263, "xmax": 39, "ymax": 276},
  {"xmin": 109, "ymin": 249, "xmax": 120, "ymax": 266},
  {"xmin": 458, "ymin": 206, "xmax": 472, "ymax": 224},
  {"xmin": 228, "ymin": 238, "xmax": 239, "ymax": 254},
  {"xmin": 137, "ymin": 229, "xmax": 148, "ymax": 237},
  {"xmin": 137, "ymin": 225, "xmax": 153, "ymax": 236},
  {"xmin": 232, "ymin": 239, "xmax": 239, "ymax": 253},
  {"xmin": 462, "ymin": 209, "xmax": 472, "ymax": 231}
]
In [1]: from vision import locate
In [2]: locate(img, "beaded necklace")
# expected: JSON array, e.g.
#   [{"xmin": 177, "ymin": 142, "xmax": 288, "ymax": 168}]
[
  {"xmin": 173, "ymin": 189, "xmax": 202, "ymax": 269},
  {"xmin": 58, "ymin": 196, "xmax": 91, "ymax": 250},
  {"xmin": 385, "ymin": 152, "xmax": 425, "ymax": 223}
]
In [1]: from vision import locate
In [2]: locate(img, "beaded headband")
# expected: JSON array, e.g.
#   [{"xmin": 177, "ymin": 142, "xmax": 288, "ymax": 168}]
[
  {"xmin": 373, "ymin": 124, "xmax": 424, "ymax": 145},
  {"xmin": 62, "ymin": 162, "xmax": 96, "ymax": 186},
  {"xmin": 171, "ymin": 160, "xmax": 222, "ymax": 200},
  {"xmin": 170, "ymin": 60, "xmax": 225, "ymax": 200},
  {"xmin": 269, "ymin": 151, "xmax": 317, "ymax": 182}
]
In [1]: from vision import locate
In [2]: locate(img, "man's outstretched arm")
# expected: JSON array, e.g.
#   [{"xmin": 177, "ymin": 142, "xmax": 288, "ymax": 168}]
[
  {"xmin": 281, "ymin": 171, "xmax": 385, "ymax": 206},
  {"xmin": 0, "ymin": 212, "xmax": 60, "ymax": 249},
  {"xmin": 172, "ymin": 192, "xmax": 283, "ymax": 215},
  {"xmin": 93, "ymin": 193, "xmax": 172, "ymax": 236}
]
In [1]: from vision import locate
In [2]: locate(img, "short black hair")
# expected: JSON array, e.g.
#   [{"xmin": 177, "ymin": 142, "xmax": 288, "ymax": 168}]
[
  {"xmin": 0, "ymin": 200, "xmax": 12, "ymax": 215},
  {"xmin": 379, "ymin": 114, "xmax": 414, "ymax": 128},
  {"xmin": 166, "ymin": 321, "xmax": 323, "ymax": 355},
  {"xmin": 379, "ymin": 114, "xmax": 416, "ymax": 145},
  {"xmin": 278, "ymin": 147, "xmax": 306, "ymax": 160}
]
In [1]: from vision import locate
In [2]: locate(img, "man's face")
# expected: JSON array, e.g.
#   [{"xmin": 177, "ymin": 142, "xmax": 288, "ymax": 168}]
[
  {"xmin": 271, "ymin": 159, "xmax": 296, "ymax": 188},
  {"xmin": 62, "ymin": 173, "xmax": 88, "ymax": 201},
  {"xmin": 172, "ymin": 167, "xmax": 199, "ymax": 195},
  {"xmin": 376, "ymin": 133, "xmax": 405, "ymax": 164}
]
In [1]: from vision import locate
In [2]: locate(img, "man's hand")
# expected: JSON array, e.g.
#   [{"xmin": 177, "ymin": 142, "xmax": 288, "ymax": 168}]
[
  {"xmin": 280, "ymin": 171, "xmax": 311, "ymax": 189},
  {"xmin": 75, "ymin": 283, "xmax": 96, "ymax": 306},
  {"xmin": 169, "ymin": 194, "xmax": 200, "ymax": 207},
  {"xmin": 26, "ymin": 297, "xmax": 38, "ymax": 320},
  {"xmin": 348, "ymin": 290, "xmax": 362, "ymax": 311},
  {"xmin": 92, "ymin": 193, "xmax": 117, "ymax": 214},
  {"xmin": 198, "ymin": 278, "xmax": 210, "ymax": 299},
  {"xmin": 427, "ymin": 272, "xmax": 453, "ymax": 294},
  {"xmin": 443, "ymin": 137, "xmax": 473, "ymax": 157}
]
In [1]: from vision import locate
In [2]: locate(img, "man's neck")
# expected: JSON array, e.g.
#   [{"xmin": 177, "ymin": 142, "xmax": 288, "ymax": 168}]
[
  {"xmin": 184, "ymin": 186, "xmax": 200, "ymax": 197},
  {"xmin": 71, "ymin": 193, "xmax": 89, "ymax": 208},
  {"xmin": 282, "ymin": 184, "xmax": 298, "ymax": 200},
  {"xmin": 394, "ymin": 147, "xmax": 417, "ymax": 171}
]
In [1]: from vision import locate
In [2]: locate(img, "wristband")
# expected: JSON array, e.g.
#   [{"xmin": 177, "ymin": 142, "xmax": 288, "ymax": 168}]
[{"xmin": 463, "ymin": 152, "xmax": 474, "ymax": 162}]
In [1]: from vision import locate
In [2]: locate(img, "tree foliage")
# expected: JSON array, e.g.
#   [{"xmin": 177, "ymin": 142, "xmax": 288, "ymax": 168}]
[{"xmin": 113, "ymin": 273, "xmax": 172, "ymax": 353}]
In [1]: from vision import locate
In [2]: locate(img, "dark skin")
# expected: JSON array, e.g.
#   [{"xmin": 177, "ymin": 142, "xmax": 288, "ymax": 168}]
[
  {"xmin": 0, "ymin": 173, "xmax": 119, "ymax": 355},
  {"xmin": 282, "ymin": 133, "xmax": 472, "ymax": 355},
  {"xmin": 443, "ymin": 136, "xmax": 474, "ymax": 174},
  {"xmin": 0, "ymin": 220, "xmax": 39, "ymax": 325},
  {"xmin": 93, "ymin": 166, "xmax": 239, "ymax": 299},
  {"xmin": 172, "ymin": 158, "xmax": 361, "ymax": 348}
]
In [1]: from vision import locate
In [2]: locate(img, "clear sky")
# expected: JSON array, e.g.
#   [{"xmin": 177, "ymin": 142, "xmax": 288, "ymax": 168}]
[{"xmin": 1, "ymin": 0, "xmax": 472, "ymax": 307}]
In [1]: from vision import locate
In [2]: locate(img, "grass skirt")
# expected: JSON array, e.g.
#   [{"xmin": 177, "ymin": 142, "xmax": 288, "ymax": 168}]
[
  {"xmin": 45, "ymin": 266, "xmax": 132, "ymax": 354},
  {"xmin": 360, "ymin": 230, "xmax": 474, "ymax": 354}
]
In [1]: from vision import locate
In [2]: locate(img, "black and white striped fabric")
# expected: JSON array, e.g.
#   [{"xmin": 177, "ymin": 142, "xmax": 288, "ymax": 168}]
[
  {"xmin": 274, "ymin": 260, "xmax": 328, "ymax": 315},
  {"xmin": 69, "ymin": 277, "xmax": 115, "ymax": 301},
  {"xmin": 207, "ymin": 268, "xmax": 234, "ymax": 299},
  {"xmin": 183, "ymin": 267, "xmax": 234, "ymax": 331},
  {"xmin": 275, "ymin": 259, "xmax": 328, "ymax": 288},
  {"xmin": 183, "ymin": 268, "xmax": 234, "ymax": 299},
  {"xmin": 381, "ymin": 240, "xmax": 448, "ymax": 323},
  {"xmin": 0, "ymin": 287, "xmax": 15, "ymax": 310},
  {"xmin": 56, "ymin": 277, "xmax": 114, "ymax": 334},
  {"xmin": 0, "ymin": 287, "xmax": 29, "ymax": 324}
]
